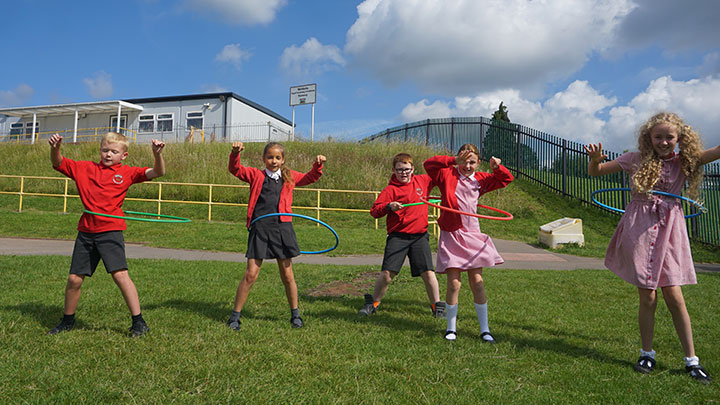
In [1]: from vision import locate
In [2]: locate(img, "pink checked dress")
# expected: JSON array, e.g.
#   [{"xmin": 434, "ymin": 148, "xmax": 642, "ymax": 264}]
[
  {"xmin": 604, "ymin": 152, "xmax": 696, "ymax": 289},
  {"xmin": 436, "ymin": 170, "xmax": 504, "ymax": 273}
]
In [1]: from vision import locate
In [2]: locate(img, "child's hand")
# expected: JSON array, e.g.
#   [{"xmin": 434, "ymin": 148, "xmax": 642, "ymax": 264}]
[
  {"xmin": 232, "ymin": 142, "xmax": 245, "ymax": 153},
  {"xmin": 583, "ymin": 143, "xmax": 606, "ymax": 163},
  {"xmin": 387, "ymin": 201, "xmax": 403, "ymax": 212},
  {"xmin": 48, "ymin": 133, "xmax": 62, "ymax": 148},
  {"xmin": 151, "ymin": 139, "xmax": 165, "ymax": 154},
  {"xmin": 455, "ymin": 149, "xmax": 474, "ymax": 165},
  {"xmin": 315, "ymin": 155, "xmax": 326, "ymax": 165},
  {"xmin": 489, "ymin": 156, "xmax": 501, "ymax": 170}
]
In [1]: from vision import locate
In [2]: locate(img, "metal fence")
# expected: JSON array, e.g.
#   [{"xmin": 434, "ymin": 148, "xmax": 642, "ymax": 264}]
[{"xmin": 365, "ymin": 117, "xmax": 720, "ymax": 247}]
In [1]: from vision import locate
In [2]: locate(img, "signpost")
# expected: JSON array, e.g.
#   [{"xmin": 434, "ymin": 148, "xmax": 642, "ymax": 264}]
[{"xmin": 290, "ymin": 83, "xmax": 317, "ymax": 141}]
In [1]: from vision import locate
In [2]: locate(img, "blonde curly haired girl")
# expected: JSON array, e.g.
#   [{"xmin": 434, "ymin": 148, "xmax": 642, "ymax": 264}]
[{"xmin": 584, "ymin": 113, "xmax": 720, "ymax": 384}]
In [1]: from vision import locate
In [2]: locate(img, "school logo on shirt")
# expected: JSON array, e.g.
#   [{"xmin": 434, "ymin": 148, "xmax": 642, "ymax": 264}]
[
  {"xmin": 112, "ymin": 174, "xmax": 124, "ymax": 185},
  {"xmin": 416, "ymin": 187, "xmax": 423, "ymax": 196}
]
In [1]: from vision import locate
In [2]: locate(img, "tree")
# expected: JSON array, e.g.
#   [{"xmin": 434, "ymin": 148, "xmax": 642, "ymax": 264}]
[{"xmin": 482, "ymin": 102, "xmax": 538, "ymax": 170}]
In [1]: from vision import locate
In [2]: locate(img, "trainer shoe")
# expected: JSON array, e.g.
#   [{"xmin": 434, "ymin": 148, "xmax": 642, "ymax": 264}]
[
  {"xmin": 433, "ymin": 301, "xmax": 446, "ymax": 318},
  {"xmin": 633, "ymin": 356, "xmax": 656, "ymax": 374},
  {"xmin": 290, "ymin": 315, "xmax": 304, "ymax": 328},
  {"xmin": 47, "ymin": 320, "xmax": 74, "ymax": 335},
  {"xmin": 358, "ymin": 294, "xmax": 377, "ymax": 316},
  {"xmin": 227, "ymin": 317, "xmax": 241, "ymax": 331},
  {"xmin": 129, "ymin": 320, "xmax": 150, "ymax": 337}
]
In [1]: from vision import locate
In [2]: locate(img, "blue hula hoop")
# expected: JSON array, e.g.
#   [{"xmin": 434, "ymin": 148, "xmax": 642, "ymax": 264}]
[
  {"xmin": 248, "ymin": 213, "xmax": 339, "ymax": 254},
  {"xmin": 590, "ymin": 187, "xmax": 707, "ymax": 219}
]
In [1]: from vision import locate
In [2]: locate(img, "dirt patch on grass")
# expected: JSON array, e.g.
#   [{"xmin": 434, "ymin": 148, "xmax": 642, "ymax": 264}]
[{"xmin": 306, "ymin": 272, "xmax": 377, "ymax": 297}]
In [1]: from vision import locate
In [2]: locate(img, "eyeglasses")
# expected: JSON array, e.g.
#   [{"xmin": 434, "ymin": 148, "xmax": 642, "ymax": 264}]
[{"xmin": 394, "ymin": 168, "xmax": 413, "ymax": 174}]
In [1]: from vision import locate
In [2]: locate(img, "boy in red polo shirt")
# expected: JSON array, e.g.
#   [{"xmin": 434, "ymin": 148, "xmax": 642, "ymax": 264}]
[
  {"xmin": 358, "ymin": 153, "xmax": 445, "ymax": 317},
  {"xmin": 47, "ymin": 132, "xmax": 165, "ymax": 337}
]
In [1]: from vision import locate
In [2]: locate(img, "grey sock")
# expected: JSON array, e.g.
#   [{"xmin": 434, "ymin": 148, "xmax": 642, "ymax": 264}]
[
  {"xmin": 229, "ymin": 311, "xmax": 241, "ymax": 322},
  {"xmin": 291, "ymin": 308, "xmax": 300, "ymax": 317}
]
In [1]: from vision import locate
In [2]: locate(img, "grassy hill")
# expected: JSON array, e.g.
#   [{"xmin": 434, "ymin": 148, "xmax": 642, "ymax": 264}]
[{"xmin": 1, "ymin": 140, "xmax": 719, "ymax": 262}]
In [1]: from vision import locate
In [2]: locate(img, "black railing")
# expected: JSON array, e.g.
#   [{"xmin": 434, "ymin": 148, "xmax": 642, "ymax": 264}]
[{"xmin": 364, "ymin": 117, "xmax": 720, "ymax": 247}]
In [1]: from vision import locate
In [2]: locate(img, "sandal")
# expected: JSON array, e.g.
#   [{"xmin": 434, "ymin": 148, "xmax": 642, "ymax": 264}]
[
  {"xmin": 444, "ymin": 330, "xmax": 457, "ymax": 341},
  {"xmin": 480, "ymin": 331, "xmax": 496, "ymax": 344},
  {"xmin": 633, "ymin": 356, "xmax": 656, "ymax": 374},
  {"xmin": 686, "ymin": 364, "xmax": 711, "ymax": 384}
]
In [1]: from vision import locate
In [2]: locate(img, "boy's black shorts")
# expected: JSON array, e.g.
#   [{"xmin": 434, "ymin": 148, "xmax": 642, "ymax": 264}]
[
  {"xmin": 381, "ymin": 232, "xmax": 434, "ymax": 277},
  {"xmin": 70, "ymin": 231, "xmax": 128, "ymax": 276}
]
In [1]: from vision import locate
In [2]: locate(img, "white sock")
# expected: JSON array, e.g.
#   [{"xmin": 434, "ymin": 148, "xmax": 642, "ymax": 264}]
[
  {"xmin": 446, "ymin": 304, "xmax": 458, "ymax": 332},
  {"xmin": 684, "ymin": 356, "xmax": 699, "ymax": 367},
  {"xmin": 474, "ymin": 302, "xmax": 489, "ymax": 333},
  {"xmin": 640, "ymin": 349, "xmax": 656, "ymax": 359}
]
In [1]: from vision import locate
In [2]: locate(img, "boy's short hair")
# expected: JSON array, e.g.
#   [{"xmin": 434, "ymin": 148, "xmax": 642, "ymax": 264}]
[
  {"xmin": 102, "ymin": 132, "xmax": 130, "ymax": 151},
  {"xmin": 392, "ymin": 153, "xmax": 414, "ymax": 167}
]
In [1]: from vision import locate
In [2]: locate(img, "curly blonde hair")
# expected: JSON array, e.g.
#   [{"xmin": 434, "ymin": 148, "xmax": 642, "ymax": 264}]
[{"xmin": 633, "ymin": 112, "xmax": 704, "ymax": 199}]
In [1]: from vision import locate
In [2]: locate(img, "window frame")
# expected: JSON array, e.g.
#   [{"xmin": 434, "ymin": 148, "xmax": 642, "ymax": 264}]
[
  {"xmin": 138, "ymin": 114, "xmax": 155, "ymax": 133},
  {"xmin": 157, "ymin": 113, "xmax": 174, "ymax": 132}
]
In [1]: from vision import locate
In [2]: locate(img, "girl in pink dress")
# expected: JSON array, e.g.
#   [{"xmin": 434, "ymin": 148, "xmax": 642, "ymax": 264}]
[
  {"xmin": 424, "ymin": 144, "xmax": 514, "ymax": 342},
  {"xmin": 585, "ymin": 112, "xmax": 720, "ymax": 384}
]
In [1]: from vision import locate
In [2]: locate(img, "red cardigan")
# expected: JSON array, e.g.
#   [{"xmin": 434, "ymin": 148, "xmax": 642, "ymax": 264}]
[
  {"xmin": 424, "ymin": 155, "xmax": 513, "ymax": 232},
  {"xmin": 228, "ymin": 151, "xmax": 323, "ymax": 228},
  {"xmin": 370, "ymin": 174, "xmax": 435, "ymax": 234}
]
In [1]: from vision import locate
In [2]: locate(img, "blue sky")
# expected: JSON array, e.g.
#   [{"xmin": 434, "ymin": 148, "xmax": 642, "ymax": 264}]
[{"xmin": 2, "ymin": 0, "xmax": 719, "ymax": 151}]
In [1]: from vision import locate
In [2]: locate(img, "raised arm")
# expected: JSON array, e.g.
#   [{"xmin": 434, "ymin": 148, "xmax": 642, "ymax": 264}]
[
  {"xmin": 48, "ymin": 133, "xmax": 63, "ymax": 168},
  {"xmin": 145, "ymin": 139, "xmax": 166, "ymax": 179},
  {"xmin": 700, "ymin": 144, "xmax": 720, "ymax": 165},
  {"xmin": 584, "ymin": 143, "xmax": 622, "ymax": 176},
  {"xmin": 295, "ymin": 155, "xmax": 325, "ymax": 187}
]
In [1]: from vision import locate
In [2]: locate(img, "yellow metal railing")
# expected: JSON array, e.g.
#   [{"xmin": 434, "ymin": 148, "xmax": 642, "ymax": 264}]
[
  {"xmin": 0, "ymin": 174, "xmax": 439, "ymax": 234},
  {"xmin": 0, "ymin": 127, "xmax": 138, "ymax": 144}
]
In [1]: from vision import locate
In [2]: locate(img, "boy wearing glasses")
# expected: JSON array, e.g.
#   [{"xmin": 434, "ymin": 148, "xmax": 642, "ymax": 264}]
[{"xmin": 359, "ymin": 153, "xmax": 445, "ymax": 318}]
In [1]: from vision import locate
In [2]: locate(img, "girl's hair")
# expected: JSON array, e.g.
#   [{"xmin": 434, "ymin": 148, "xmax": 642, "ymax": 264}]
[
  {"xmin": 457, "ymin": 143, "xmax": 479, "ymax": 156},
  {"xmin": 633, "ymin": 112, "xmax": 704, "ymax": 199},
  {"xmin": 263, "ymin": 142, "xmax": 293, "ymax": 186},
  {"xmin": 102, "ymin": 132, "xmax": 129, "ymax": 151}
]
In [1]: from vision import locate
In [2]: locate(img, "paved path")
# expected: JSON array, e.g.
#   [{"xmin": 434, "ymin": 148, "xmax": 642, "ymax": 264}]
[{"xmin": 2, "ymin": 236, "xmax": 718, "ymax": 272}]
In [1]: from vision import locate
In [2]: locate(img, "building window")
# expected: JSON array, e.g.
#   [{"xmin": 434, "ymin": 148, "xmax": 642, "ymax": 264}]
[
  {"xmin": 10, "ymin": 123, "xmax": 24, "ymax": 136},
  {"xmin": 157, "ymin": 113, "xmax": 173, "ymax": 132},
  {"xmin": 186, "ymin": 112, "xmax": 203, "ymax": 130},
  {"xmin": 25, "ymin": 122, "xmax": 40, "ymax": 137},
  {"xmin": 110, "ymin": 115, "xmax": 128, "ymax": 134},
  {"xmin": 138, "ymin": 114, "xmax": 155, "ymax": 133}
]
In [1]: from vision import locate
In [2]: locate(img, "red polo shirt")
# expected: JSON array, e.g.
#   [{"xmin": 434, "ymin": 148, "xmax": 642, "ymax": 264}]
[{"xmin": 55, "ymin": 157, "xmax": 149, "ymax": 233}]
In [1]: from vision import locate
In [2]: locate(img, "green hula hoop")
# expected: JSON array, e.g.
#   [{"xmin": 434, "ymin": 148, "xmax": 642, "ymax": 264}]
[
  {"xmin": 84, "ymin": 209, "xmax": 191, "ymax": 223},
  {"xmin": 402, "ymin": 198, "xmax": 441, "ymax": 207}
]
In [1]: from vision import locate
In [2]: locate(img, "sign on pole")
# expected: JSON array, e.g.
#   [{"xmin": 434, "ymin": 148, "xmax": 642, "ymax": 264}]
[{"xmin": 290, "ymin": 84, "xmax": 317, "ymax": 141}]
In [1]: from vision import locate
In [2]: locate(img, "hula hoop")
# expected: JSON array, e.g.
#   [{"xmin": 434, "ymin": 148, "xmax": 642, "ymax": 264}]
[
  {"xmin": 248, "ymin": 213, "xmax": 339, "ymax": 254},
  {"xmin": 590, "ymin": 188, "xmax": 707, "ymax": 219},
  {"xmin": 419, "ymin": 197, "xmax": 513, "ymax": 221},
  {"xmin": 402, "ymin": 199, "xmax": 441, "ymax": 207},
  {"xmin": 83, "ymin": 209, "xmax": 191, "ymax": 223}
]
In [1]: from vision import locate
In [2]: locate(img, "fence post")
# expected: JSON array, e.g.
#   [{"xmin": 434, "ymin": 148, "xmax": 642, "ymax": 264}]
[
  {"xmin": 425, "ymin": 119, "xmax": 430, "ymax": 146},
  {"xmin": 450, "ymin": 118, "xmax": 455, "ymax": 151},
  {"xmin": 404, "ymin": 123, "xmax": 408, "ymax": 142},
  {"xmin": 515, "ymin": 127, "xmax": 521, "ymax": 175},
  {"xmin": 157, "ymin": 183, "xmax": 163, "ymax": 215},
  {"xmin": 208, "ymin": 184, "xmax": 213, "ymax": 222},
  {"xmin": 18, "ymin": 177, "xmax": 24, "ymax": 212},
  {"xmin": 561, "ymin": 139, "xmax": 567, "ymax": 196}
]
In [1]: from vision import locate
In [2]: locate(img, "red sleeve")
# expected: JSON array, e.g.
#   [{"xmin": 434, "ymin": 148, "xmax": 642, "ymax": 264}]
[
  {"xmin": 370, "ymin": 186, "xmax": 394, "ymax": 218},
  {"xmin": 130, "ymin": 166, "xmax": 150, "ymax": 184},
  {"xmin": 294, "ymin": 160, "xmax": 323, "ymax": 187},
  {"xmin": 228, "ymin": 151, "xmax": 261, "ymax": 183},
  {"xmin": 476, "ymin": 164, "xmax": 514, "ymax": 195},
  {"xmin": 54, "ymin": 156, "xmax": 77, "ymax": 179},
  {"xmin": 423, "ymin": 155, "xmax": 455, "ymax": 182}
]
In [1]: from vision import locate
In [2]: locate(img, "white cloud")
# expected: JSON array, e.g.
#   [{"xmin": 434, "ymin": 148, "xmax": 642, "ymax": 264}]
[
  {"xmin": 215, "ymin": 44, "xmax": 252, "ymax": 70},
  {"xmin": 82, "ymin": 71, "xmax": 113, "ymax": 99},
  {"xmin": 345, "ymin": 0, "xmax": 635, "ymax": 95},
  {"xmin": 400, "ymin": 77, "xmax": 720, "ymax": 152},
  {"xmin": 182, "ymin": 0, "xmax": 286, "ymax": 25},
  {"xmin": 280, "ymin": 37, "xmax": 346, "ymax": 77},
  {"xmin": 0, "ymin": 83, "xmax": 34, "ymax": 107},
  {"xmin": 615, "ymin": 0, "xmax": 720, "ymax": 51},
  {"xmin": 199, "ymin": 84, "xmax": 229, "ymax": 93}
]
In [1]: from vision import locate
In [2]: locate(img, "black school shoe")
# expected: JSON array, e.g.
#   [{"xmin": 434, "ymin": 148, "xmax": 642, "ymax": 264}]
[
  {"xmin": 47, "ymin": 320, "xmax": 75, "ymax": 335},
  {"xmin": 290, "ymin": 315, "xmax": 304, "ymax": 328},
  {"xmin": 686, "ymin": 364, "xmax": 712, "ymax": 384},
  {"xmin": 227, "ymin": 317, "xmax": 241, "ymax": 331},
  {"xmin": 633, "ymin": 356, "xmax": 656, "ymax": 374},
  {"xmin": 129, "ymin": 320, "xmax": 150, "ymax": 337}
]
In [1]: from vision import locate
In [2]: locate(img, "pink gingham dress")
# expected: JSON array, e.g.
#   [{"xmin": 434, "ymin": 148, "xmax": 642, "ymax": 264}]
[
  {"xmin": 436, "ymin": 169, "xmax": 504, "ymax": 273},
  {"xmin": 604, "ymin": 152, "xmax": 696, "ymax": 289}
]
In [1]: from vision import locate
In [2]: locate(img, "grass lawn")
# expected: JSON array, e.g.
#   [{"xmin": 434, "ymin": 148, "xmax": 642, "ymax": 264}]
[{"xmin": 1, "ymin": 255, "xmax": 718, "ymax": 403}]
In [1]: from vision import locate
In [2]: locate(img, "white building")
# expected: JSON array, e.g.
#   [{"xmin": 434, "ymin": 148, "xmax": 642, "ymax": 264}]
[{"xmin": 0, "ymin": 92, "xmax": 294, "ymax": 144}]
